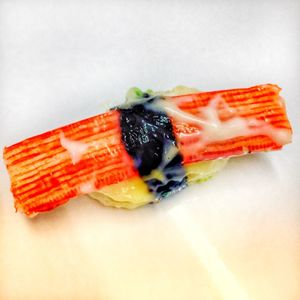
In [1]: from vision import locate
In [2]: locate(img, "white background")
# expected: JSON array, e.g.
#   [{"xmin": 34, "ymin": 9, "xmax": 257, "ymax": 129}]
[{"xmin": 0, "ymin": 1, "xmax": 299, "ymax": 299}]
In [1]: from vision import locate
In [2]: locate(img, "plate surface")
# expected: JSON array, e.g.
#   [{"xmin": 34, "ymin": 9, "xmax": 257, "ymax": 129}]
[{"xmin": 0, "ymin": 1, "xmax": 300, "ymax": 299}]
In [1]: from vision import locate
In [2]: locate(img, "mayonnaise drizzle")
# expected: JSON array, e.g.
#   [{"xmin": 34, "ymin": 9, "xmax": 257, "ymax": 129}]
[
  {"xmin": 60, "ymin": 132, "xmax": 89, "ymax": 164},
  {"xmin": 80, "ymin": 180, "xmax": 96, "ymax": 194},
  {"xmin": 152, "ymin": 95, "xmax": 291, "ymax": 150}
]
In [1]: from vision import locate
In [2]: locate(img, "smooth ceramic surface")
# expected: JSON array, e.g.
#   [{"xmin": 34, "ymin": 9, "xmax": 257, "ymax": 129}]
[{"xmin": 1, "ymin": 1, "xmax": 300, "ymax": 299}]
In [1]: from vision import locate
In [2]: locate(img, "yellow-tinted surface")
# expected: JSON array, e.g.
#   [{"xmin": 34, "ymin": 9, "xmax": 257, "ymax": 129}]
[{"xmin": 89, "ymin": 159, "xmax": 228, "ymax": 209}]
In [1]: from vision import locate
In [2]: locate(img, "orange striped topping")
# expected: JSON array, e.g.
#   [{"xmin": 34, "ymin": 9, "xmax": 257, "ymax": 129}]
[
  {"xmin": 3, "ymin": 84, "xmax": 292, "ymax": 216},
  {"xmin": 4, "ymin": 110, "xmax": 139, "ymax": 215}
]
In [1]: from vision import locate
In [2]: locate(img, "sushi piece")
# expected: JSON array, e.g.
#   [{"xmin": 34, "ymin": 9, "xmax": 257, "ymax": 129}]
[
  {"xmin": 3, "ymin": 84, "xmax": 292, "ymax": 216},
  {"xmin": 90, "ymin": 86, "xmax": 229, "ymax": 208}
]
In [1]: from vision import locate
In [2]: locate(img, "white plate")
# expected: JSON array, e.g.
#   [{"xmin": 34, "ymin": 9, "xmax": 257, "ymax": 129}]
[{"xmin": 1, "ymin": 1, "xmax": 300, "ymax": 299}]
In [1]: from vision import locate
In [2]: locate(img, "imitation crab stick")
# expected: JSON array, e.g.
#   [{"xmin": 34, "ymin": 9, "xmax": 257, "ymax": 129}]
[{"xmin": 3, "ymin": 84, "xmax": 292, "ymax": 216}]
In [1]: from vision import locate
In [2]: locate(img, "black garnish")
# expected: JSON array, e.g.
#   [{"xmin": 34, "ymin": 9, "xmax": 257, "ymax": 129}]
[{"xmin": 119, "ymin": 97, "xmax": 187, "ymax": 199}]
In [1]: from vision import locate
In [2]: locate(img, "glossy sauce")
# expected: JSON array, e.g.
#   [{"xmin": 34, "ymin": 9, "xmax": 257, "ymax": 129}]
[
  {"xmin": 79, "ymin": 180, "xmax": 96, "ymax": 194},
  {"xmin": 154, "ymin": 95, "xmax": 292, "ymax": 150},
  {"xmin": 60, "ymin": 132, "xmax": 89, "ymax": 164}
]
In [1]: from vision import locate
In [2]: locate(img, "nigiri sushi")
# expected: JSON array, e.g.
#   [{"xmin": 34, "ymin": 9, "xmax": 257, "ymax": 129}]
[{"xmin": 3, "ymin": 84, "xmax": 292, "ymax": 216}]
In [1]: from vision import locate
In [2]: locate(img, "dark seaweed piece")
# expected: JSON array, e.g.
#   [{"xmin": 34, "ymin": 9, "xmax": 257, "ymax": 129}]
[{"xmin": 119, "ymin": 98, "xmax": 187, "ymax": 199}]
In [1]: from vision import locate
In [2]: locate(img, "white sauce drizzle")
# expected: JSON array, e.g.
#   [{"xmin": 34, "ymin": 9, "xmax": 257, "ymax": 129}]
[
  {"xmin": 60, "ymin": 132, "xmax": 90, "ymax": 164},
  {"xmin": 152, "ymin": 95, "xmax": 291, "ymax": 150},
  {"xmin": 80, "ymin": 180, "xmax": 96, "ymax": 194}
]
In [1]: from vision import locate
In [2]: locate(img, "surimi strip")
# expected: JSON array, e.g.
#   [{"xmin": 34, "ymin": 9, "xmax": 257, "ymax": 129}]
[{"xmin": 3, "ymin": 84, "xmax": 292, "ymax": 216}]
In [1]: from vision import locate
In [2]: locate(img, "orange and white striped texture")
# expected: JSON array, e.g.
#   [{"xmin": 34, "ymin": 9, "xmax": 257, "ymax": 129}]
[{"xmin": 3, "ymin": 84, "xmax": 292, "ymax": 216}]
